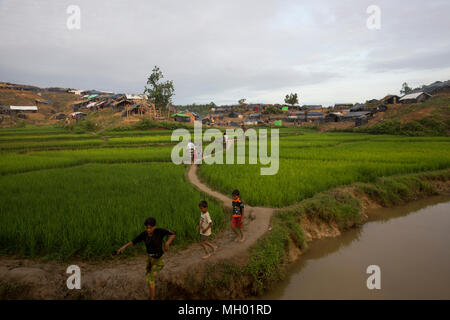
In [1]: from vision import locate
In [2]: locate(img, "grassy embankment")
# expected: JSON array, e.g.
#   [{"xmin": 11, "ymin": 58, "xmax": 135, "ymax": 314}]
[
  {"xmin": 356, "ymin": 95, "xmax": 450, "ymax": 136},
  {"xmin": 194, "ymin": 169, "xmax": 450, "ymax": 298}
]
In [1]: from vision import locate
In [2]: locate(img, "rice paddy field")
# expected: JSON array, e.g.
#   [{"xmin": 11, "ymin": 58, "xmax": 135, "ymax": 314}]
[
  {"xmin": 0, "ymin": 125, "xmax": 449, "ymax": 260},
  {"xmin": 198, "ymin": 130, "xmax": 450, "ymax": 207},
  {"xmin": 0, "ymin": 126, "xmax": 224, "ymax": 260}
]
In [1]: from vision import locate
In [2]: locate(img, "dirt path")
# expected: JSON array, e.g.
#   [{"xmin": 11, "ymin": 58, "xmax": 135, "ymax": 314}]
[
  {"xmin": 0, "ymin": 138, "xmax": 275, "ymax": 300},
  {"xmin": 157, "ymin": 138, "xmax": 275, "ymax": 296}
]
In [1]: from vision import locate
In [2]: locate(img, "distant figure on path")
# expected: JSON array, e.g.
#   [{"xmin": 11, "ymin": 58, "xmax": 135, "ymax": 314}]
[
  {"xmin": 223, "ymin": 132, "xmax": 228, "ymax": 150},
  {"xmin": 186, "ymin": 140, "xmax": 196, "ymax": 164}
]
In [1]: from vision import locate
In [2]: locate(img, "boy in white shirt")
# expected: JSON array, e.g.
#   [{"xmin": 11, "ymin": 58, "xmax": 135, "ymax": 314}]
[
  {"xmin": 197, "ymin": 200, "xmax": 218, "ymax": 259},
  {"xmin": 186, "ymin": 140, "xmax": 196, "ymax": 164}
]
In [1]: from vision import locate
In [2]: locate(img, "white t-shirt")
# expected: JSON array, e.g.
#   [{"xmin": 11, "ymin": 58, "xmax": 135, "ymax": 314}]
[
  {"xmin": 200, "ymin": 211, "xmax": 212, "ymax": 236},
  {"xmin": 187, "ymin": 142, "xmax": 195, "ymax": 151}
]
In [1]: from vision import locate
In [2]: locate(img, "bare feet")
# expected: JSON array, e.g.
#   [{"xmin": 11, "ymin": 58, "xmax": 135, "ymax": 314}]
[
  {"xmin": 234, "ymin": 236, "xmax": 240, "ymax": 242},
  {"xmin": 239, "ymin": 236, "xmax": 246, "ymax": 243},
  {"xmin": 212, "ymin": 245, "xmax": 218, "ymax": 253},
  {"xmin": 202, "ymin": 254, "xmax": 211, "ymax": 259}
]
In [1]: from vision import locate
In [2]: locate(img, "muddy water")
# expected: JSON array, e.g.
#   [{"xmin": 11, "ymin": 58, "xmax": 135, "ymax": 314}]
[{"xmin": 261, "ymin": 196, "xmax": 450, "ymax": 300}]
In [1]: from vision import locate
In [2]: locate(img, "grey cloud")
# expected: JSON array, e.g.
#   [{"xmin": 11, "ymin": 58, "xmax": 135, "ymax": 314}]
[
  {"xmin": 0, "ymin": 0, "xmax": 449, "ymax": 104},
  {"xmin": 367, "ymin": 50, "xmax": 450, "ymax": 72}
]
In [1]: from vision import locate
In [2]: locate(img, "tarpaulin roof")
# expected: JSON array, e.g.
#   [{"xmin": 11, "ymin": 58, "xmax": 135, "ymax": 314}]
[
  {"xmin": 400, "ymin": 92, "xmax": 431, "ymax": 100},
  {"xmin": 171, "ymin": 113, "xmax": 191, "ymax": 117},
  {"xmin": 10, "ymin": 106, "xmax": 38, "ymax": 111}
]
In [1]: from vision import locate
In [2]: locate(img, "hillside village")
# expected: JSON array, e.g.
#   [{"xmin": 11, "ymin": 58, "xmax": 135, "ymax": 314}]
[{"xmin": 0, "ymin": 80, "xmax": 449, "ymax": 135}]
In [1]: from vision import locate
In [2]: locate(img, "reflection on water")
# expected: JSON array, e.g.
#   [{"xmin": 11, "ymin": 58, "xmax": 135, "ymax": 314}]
[{"xmin": 260, "ymin": 195, "xmax": 450, "ymax": 300}]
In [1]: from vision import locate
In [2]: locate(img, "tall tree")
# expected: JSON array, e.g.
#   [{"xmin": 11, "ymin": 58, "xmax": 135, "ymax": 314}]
[
  {"xmin": 400, "ymin": 82, "xmax": 412, "ymax": 95},
  {"xmin": 144, "ymin": 66, "xmax": 175, "ymax": 110},
  {"xmin": 284, "ymin": 93, "xmax": 299, "ymax": 106},
  {"xmin": 238, "ymin": 98, "xmax": 246, "ymax": 105}
]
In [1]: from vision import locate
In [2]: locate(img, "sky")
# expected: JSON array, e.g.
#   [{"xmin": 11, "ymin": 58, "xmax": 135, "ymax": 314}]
[{"xmin": 0, "ymin": 0, "xmax": 449, "ymax": 107}]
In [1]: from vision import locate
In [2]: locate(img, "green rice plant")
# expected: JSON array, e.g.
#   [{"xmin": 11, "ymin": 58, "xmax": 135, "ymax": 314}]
[
  {"xmin": 0, "ymin": 139, "xmax": 105, "ymax": 151},
  {"xmin": 198, "ymin": 132, "xmax": 450, "ymax": 207},
  {"xmin": 0, "ymin": 133, "xmax": 96, "ymax": 142},
  {"xmin": 0, "ymin": 163, "xmax": 225, "ymax": 260},
  {"xmin": 0, "ymin": 125, "xmax": 68, "ymax": 136},
  {"xmin": 0, "ymin": 146, "xmax": 174, "ymax": 175}
]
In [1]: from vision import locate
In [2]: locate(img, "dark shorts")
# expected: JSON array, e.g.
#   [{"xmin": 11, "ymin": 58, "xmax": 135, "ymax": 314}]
[
  {"xmin": 231, "ymin": 215, "xmax": 243, "ymax": 229},
  {"xmin": 200, "ymin": 234, "xmax": 210, "ymax": 242}
]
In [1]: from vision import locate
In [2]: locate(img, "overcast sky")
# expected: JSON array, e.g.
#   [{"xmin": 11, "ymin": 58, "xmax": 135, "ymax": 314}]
[{"xmin": 0, "ymin": 0, "xmax": 449, "ymax": 106}]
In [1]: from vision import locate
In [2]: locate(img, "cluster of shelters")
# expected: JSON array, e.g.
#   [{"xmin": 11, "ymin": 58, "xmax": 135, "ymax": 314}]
[
  {"xmin": 69, "ymin": 90, "xmax": 161, "ymax": 119},
  {"xmin": 0, "ymin": 105, "xmax": 39, "ymax": 119},
  {"xmin": 327, "ymin": 102, "xmax": 386, "ymax": 126},
  {"xmin": 0, "ymin": 82, "xmax": 41, "ymax": 92},
  {"xmin": 179, "ymin": 84, "xmax": 440, "ymax": 129}
]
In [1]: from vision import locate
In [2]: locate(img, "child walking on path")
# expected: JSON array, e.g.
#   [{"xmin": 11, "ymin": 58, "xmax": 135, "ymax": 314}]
[
  {"xmin": 197, "ymin": 200, "xmax": 217, "ymax": 259},
  {"xmin": 231, "ymin": 189, "xmax": 245, "ymax": 242}
]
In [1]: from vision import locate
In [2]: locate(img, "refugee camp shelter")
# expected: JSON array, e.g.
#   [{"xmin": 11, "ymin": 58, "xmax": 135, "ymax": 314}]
[
  {"xmin": 172, "ymin": 113, "xmax": 192, "ymax": 122},
  {"xmin": 350, "ymin": 104, "xmax": 365, "ymax": 112},
  {"xmin": 325, "ymin": 112, "xmax": 343, "ymax": 122},
  {"xmin": 35, "ymin": 99, "xmax": 51, "ymax": 105},
  {"xmin": 0, "ymin": 105, "xmax": 9, "ymax": 114},
  {"xmin": 122, "ymin": 104, "xmax": 149, "ymax": 117},
  {"xmin": 302, "ymin": 105, "xmax": 323, "ymax": 111},
  {"xmin": 68, "ymin": 89, "xmax": 83, "ymax": 95},
  {"xmin": 305, "ymin": 111, "xmax": 324, "ymax": 121},
  {"xmin": 9, "ymin": 106, "xmax": 38, "ymax": 113},
  {"xmin": 399, "ymin": 92, "xmax": 431, "ymax": 104},
  {"xmin": 111, "ymin": 94, "xmax": 125, "ymax": 100},
  {"xmin": 381, "ymin": 95, "xmax": 400, "ymax": 104},
  {"xmin": 247, "ymin": 113, "xmax": 261, "ymax": 120},
  {"xmin": 287, "ymin": 112, "xmax": 305, "ymax": 122},
  {"xmin": 334, "ymin": 103, "xmax": 354, "ymax": 110},
  {"xmin": 244, "ymin": 119, "xmax": 258, "ymax": 125},
  {"xmin": 111, "ymin": 99, "xmax": 133, "ymax": 112},
  {"xmin": 71, "ymin": 100, "xmax": 91, "ymax": 111},
  {"xmin": 228, "ymin": 112, "xmax": 241, "ymax": 118},
  {"xmin": 126, "ymin": 94, "xmax": 147, "ymax": 100},
  {"xmin": 82, "ymin": 90, "xmax": 113, "ymax": 96},
  {"xmin": 342, "ymin": 111, "xmax": 373, "ymax": 121},
  {"xmin": 355, "ymin": 116, "xmax": 369, "ymax": 127}
]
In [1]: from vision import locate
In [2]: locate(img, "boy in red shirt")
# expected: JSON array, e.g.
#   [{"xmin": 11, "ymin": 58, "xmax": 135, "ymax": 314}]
[{"xmin": 231, "ymin": 189, "xmax": 245, "ymax": 242}]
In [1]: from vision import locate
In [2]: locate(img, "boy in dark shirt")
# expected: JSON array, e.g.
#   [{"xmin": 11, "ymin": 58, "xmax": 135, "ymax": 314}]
[
  {"xmin": 116, "ymin": 217, "xmax": 175, "ymax": 300},
  {"xmin": 231, "ymin": 189, "xmax": 245, "ymax": 242}
]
